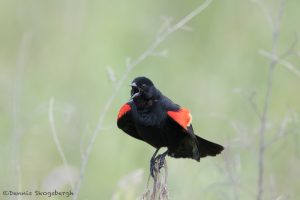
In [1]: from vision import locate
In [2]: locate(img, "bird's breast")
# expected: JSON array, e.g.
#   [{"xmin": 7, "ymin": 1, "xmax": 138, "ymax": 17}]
[{"xmin": 136, "ymin": 111, "xmax": 164, "ymax": 127}]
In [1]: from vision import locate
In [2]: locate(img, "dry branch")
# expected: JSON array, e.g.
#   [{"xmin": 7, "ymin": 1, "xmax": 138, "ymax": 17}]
[
  {"xmin": 141, "ymin": 161, "xmax": 169, "ymax": 200},
  {"xmin": 254, "ymin": 1, "xmax": 287, "ymax": 199}
]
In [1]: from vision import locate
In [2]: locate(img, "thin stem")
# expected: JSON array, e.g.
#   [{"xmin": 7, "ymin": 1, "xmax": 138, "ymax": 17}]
[
  {"xmin": 48, "ymin": 98, "xmax": 74, "ymax": 189},
  {"xmin": 11, "ymin": 32, "xmax": 32, "ymax": 200},
  {"xmin": 256, "ymin": 1, "xmax": 286, "ymax": 200}
]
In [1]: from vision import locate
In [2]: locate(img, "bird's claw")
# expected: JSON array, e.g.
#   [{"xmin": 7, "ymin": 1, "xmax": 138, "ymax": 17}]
[
  {"xmin": 150, "ymin": 154, "xmax": 166, "ymax": 178},
  {"xmin": 156, "ymin": 154, "xmax": 166, "ymax": 169},
  {"xmin": 150, "ymin": 158, "xmax": 156, "ymax": 178}
]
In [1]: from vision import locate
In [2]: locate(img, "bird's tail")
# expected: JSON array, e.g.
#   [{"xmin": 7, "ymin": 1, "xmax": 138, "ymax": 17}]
[{"xmin": 195, "ymin": 135, "xmax": 224, "ymax": 160}]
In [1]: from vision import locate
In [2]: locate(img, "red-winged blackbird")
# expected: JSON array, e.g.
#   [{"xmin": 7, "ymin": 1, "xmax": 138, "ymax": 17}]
[{"xmin": 117, "ymin": 77, "xmax": 224, "ymax": 177}]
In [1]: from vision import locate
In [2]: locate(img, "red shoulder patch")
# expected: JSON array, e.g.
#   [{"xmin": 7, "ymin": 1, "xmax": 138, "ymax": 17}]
[
  {"xmin": 117, "ymin": 103, "xmax": 131, "ymax": 120},
  {"xmin": 167, "ymin": 108, "xmax": 192, "ymax": 130}
]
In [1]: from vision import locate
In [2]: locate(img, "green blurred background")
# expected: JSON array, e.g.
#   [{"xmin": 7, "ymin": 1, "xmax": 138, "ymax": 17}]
[{"xmin": 1, "ymin": 0, "xmax": 300, "ymax": 199}]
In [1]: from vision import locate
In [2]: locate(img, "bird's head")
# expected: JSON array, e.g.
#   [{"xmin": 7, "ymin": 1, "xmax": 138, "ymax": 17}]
[{"xmin": 130, "ymin": 76, "xmax": 157, "ymax": 101}]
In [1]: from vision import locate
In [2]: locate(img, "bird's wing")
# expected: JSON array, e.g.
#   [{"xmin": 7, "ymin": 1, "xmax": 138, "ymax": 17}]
[
  {"xmin": 166, "ymin": 107, "xmax": 194, "ymax": 133},
  {"xmin": 167, "ymin": 107, "xmax": 224, "ymax": 159},
  {"xmin": 117, "ymin": 103, "xmax": 142, "ymax": 140}
]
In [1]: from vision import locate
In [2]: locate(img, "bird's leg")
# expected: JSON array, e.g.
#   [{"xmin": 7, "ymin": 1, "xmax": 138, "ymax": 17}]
[
  {"xmin": 155, "ymin": 150, "xmax": 169, "ymax": 172},
  {"xmin": 150, "ymin": 148, "xmax": 160, "ymax": 178}
]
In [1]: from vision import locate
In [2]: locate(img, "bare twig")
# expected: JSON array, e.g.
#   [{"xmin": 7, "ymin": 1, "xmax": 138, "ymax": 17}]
[
  {"xmin": 280, "ymin": 33, "xmax": 298, "ymax": 59},
  {"xmin": 255, "ymin": 1, "xmax": 287, "ymax": 200},
  {"xmin": 259, "ymin": 49, "xmax": 300, "ymax": 78},
  {"xmin": 264, "ymin": 110, "xmax": 300, "ymax": 148},
  {"xmin": 156, "ymin": 16, "xmax": 173, "ymax": 37},
  {"xmin": 72, "ymin": 1, "xmax": 214, "ymax": 199},
  {"xmin": 233, "ymin": 88, "xmax": 262, "ymax": 120},
  {"xmin": 246, "ymin": 91, "xmax": 262, "ymax": 120},
  {"xmin": 48, "ymin": 98, "xmax": 74, "ymax": 190}
]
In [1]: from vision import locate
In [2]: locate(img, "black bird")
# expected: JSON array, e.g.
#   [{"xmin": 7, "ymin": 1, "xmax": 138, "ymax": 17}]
[{"xmin": 117, "ymin": 77, "xmax": 224, "ymax": 177}]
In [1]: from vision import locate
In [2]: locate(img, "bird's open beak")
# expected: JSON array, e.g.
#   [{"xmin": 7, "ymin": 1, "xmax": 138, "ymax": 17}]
[
  {"xmin": 130, "ymin": 92, "xmax": 140, "ymax": 100},
  {"xmin": 129, "ymin": 82, "xmax": 140, "ymax": 101},
  {"xmin": 129, "ymin": 82, "xmax": 138, "ymax": 87}
]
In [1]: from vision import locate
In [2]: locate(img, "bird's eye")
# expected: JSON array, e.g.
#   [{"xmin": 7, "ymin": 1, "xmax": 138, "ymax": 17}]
[{"xmin": 141, "ymin": 84, "xmax": 147, "ymax": 89}]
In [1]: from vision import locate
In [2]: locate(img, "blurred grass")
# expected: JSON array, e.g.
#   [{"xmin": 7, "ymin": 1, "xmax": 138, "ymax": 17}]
[{"xmin": 1, "ymin": 0, "xmax": 300, "ymax": 199}]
